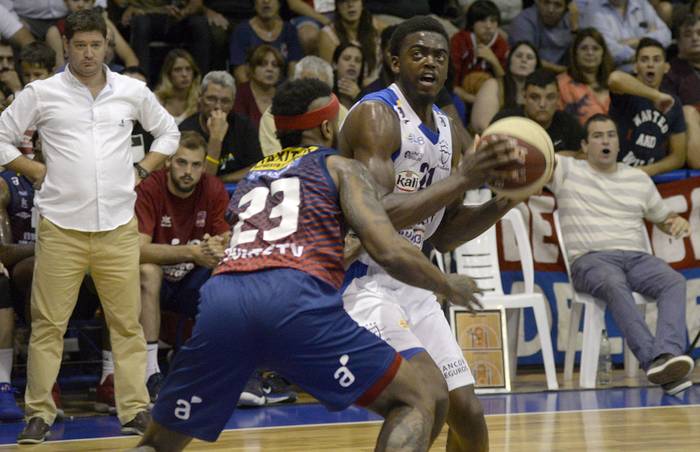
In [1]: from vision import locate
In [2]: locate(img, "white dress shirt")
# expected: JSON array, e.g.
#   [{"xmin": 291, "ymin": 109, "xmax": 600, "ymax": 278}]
[
  {"xmin": 0, "ymin": 4, "xmax": 22, "ymax": 40},
  {"xmin": 0, "ymin": 66, "xmax": 180, "ymax": 232},
  {"xmin": 11, "ymin": 0, "xmax": 67, "ymax": 19}
]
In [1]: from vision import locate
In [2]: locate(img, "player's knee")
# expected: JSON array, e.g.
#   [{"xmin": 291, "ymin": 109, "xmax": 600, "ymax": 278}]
[
  {"xmin": 140, "ymin": 264, "xmax": 163, "ymax": 290},
  {"xmin": 449, "ymin": 386, "xmax": 485, "ymax": 426}
]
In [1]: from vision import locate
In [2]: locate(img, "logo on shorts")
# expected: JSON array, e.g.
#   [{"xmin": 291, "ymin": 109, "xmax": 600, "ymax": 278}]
[
  {"xmin": 174, "ymin": 395, "xmax": 202, "ymax": 420},
  {"xmin": 334, "ymin": 354, "xmax": 356, "ymax": 388},
  {"xmin": 442, "ymin": 358, "xmax": 468, "ymax": 379},
  {"xmin": 399, "ymin": 319, "xmax": 409, "ymax": 329}
]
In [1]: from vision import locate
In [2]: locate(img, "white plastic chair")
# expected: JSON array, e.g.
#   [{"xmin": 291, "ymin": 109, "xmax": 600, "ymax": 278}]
[
  {"xmin": 447, "ymin": 204, "xmax": 559, "ymax": 390},
  {"xmin": 553, "ymin": 210, "xmax": 653, "ymax": 388}
]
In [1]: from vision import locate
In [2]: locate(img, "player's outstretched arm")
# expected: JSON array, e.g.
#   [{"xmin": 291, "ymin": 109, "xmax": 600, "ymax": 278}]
[
  {"xmin": 328, "ymin": 156, "xmax": 482, "ymax": 311},
  {"xmin": 339, "ymin": 102, "xmax": 521, "ymax": 231}
]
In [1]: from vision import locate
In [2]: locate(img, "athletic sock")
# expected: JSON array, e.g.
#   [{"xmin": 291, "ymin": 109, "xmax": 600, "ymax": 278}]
[
  {"xmin": 146, "ymin": 342, "xmax": 160, "ymax": 380},
  {"xmin": 101, "ymin": 350, "xmax": 114, "ymax": 385},
  {"xmin": 0, "ymin": 348, "xmax": 12, "ymax": 383}
]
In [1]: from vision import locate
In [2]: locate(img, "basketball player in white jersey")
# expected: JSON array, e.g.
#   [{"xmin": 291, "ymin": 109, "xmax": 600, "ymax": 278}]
[{"xmin": 340, "ymin": 16, "xmax": 525, "ymax": 452}]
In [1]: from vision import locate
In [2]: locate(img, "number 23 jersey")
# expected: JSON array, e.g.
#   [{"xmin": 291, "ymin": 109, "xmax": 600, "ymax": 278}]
[{"xmin": 214, "ymin": 146, "xmax": 346, "ymax": 289}]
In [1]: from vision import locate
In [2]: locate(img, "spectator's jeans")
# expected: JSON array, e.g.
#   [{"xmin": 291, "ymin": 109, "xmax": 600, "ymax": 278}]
[
  {"xmin": 24, "ymin": 217, "xmax": 148, "ymax": 426},
  {"xmin": 571, "ymin": 250, "xmax": 687, "ymax": 370},
  {"xmin": 130, "ymin": 13, "xmax": 212, "ymax": 78}
]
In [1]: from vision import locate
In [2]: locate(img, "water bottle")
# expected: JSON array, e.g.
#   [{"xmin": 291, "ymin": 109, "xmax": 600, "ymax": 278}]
[{"xmin": 597, "ymin": 329, "xmax": 612, "ymax": 386}]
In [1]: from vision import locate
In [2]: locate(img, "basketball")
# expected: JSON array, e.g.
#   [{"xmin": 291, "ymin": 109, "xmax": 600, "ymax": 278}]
[{"xmin": 480, "ymin": 117, "xmax": 555, "ymax": 198}]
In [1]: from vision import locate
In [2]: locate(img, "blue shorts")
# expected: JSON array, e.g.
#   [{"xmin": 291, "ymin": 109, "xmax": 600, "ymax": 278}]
[
  {"xmin": 160, "ymin": 266, "xmax": 212, "ymax": 318},
  {"xmin": 152, "ymin": 268, "xmax": 401, "ymax": 442}
]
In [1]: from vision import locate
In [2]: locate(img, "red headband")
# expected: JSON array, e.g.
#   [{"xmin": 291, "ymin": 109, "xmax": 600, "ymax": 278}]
[{"xmin": 274, "ymin": 94, "xmax": 340, "ymax": 131}]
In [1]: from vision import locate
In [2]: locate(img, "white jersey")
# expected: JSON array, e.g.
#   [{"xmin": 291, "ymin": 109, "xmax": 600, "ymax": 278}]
[{"xmin": 345, "ymin": 83, "xmax": 453, "ymax": 292}]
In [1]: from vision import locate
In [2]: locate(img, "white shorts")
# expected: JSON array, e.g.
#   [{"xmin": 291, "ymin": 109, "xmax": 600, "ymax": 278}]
[{"xmin": 343, "ymin": 275, "xmax": 475, "ymax": 391}]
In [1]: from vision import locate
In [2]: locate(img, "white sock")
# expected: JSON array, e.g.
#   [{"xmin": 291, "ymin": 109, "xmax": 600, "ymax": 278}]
[
  {"xmin": 0, "ymin": 348, "xmax": 12, "ymax": 383},
  {"xmin": 101, "ymin": 350, "xmax": 114, "ymax": 385},
  {"xmin": 146, "ymin": 342, "xmax": 160, "ymax": 380}
]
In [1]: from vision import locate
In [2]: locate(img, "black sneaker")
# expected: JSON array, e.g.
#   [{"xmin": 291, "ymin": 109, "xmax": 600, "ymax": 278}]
[
  {"xmin": 262, "ymin": 372, "xmax": 297, "ymax": 405},
  {"xmin": 120, "ymin": 410, "xmax": 151, "ymax": 436},
  {"xmin": 662, "ymin": 377, "xmax": 693, "ymax": 396},
  {"xmin": 646, "ymin": 354, "xmax": 694, "ymax": 385},
  {"xmin": 17, "ymin": 417, "xmax": 51, "ymax": 445},
  {"xmin": 237, "ymin": 374, "xmax": 265, "ymax": 407},
  {"xmin": 146, "ymin": 372, "xmax": 165, "ymax": 403}
]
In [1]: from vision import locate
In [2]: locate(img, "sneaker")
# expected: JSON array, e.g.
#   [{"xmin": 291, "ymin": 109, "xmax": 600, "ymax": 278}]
[
  {"xmin": 237, "ymin": 374, "xmax": 265, "ymax": 407},
  {"xmin": 662, "ymin": 377, "xmax": 693, "ymax": 396},
  {"xmin": 0, "ymin": 382, "xmax": 23, "ymax": 421},
  {"xmin": 17, "ymin": 417, "xmax": 51, "ymax": 444},
  {"xmin": 146, "ymin": 372, "xmax": 164, "ymax": 404},
  {"xmin": 94, "ymin": 374, "xmax": 117, "ymax": 415},
  {"xmin": 646, "ymin": 354, "xmax": 694, "ymax": 385},
  {"xmin": 52, "ymin": 383, "xmax": 65, "ymax": 419},
  {"xmin": 120, "ymin": 410, "xmax": 151, "ymax": 436},
  {"xmin": 262, "ymin": 372, "xmax": 297, "ymax": 405}
]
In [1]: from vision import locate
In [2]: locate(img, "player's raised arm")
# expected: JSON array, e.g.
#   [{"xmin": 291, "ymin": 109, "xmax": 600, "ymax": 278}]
[{"xmin": 328, "ymin": 155, "xmax": 481, "ymax": 311}]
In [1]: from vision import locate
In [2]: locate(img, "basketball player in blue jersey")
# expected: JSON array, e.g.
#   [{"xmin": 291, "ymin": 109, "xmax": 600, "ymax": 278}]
[
  {"xmin": 131, "ymin": 79, "xmax": 485, "ymax": 452},
  {"xmin": 340, "ymin": 16, "xmax": 526, "ymax": 452}
]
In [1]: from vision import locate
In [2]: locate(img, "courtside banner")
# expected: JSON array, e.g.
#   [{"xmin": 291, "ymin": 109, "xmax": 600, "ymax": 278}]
[{"xmin": 496, "ymin": 176, "xmax": 700, "ymax": 365}]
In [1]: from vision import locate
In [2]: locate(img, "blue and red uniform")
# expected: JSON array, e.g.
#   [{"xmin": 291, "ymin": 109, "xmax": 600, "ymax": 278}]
[
  {"xmin": 152, "ymin": 146, "xmax": 401, "ymax": 442},
  {"xmin": 0, "ymin": 171, "xmax": 35, "ymax": 244}
]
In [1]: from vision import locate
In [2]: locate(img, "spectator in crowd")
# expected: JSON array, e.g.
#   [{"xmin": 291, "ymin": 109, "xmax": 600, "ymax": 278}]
[
  {"xmin": 471, "ymin": 40, "xmax": 541, "ymax": 133},
  {"xmin": 155, "ymin": 49, "xmax": 202, "ymax": 125},
  {"xmin": 203, "ymin": 0, "xmax": 255, "ymax": 71},
  {"xmin": 667, "ymin": 15, "xmax": 700, "ymax": 169},
  {"xmin": 551, "ymin": 113, "xmax": 694, "ymax": 396},
  {"xmin": 581, "ymin": 0, "xmax": 671, "ymax": 71},
  {"xmin": 180, "ymin": 71, "xmax": 262, "ymax": 183},
  {"xmin": 608, "ymin": 38, "xmax": 686, "ymax": 175},
  {"xmin": 0, "ymin": 4, "xmax": 35, "ymax": 48},
  {"xmin": 229, "ymin": 0, "xmax": 302, "ymax": 85},
  {"xmin": 234, "ymin": 45, "xmax": 283, "ymax": 130},
  {"xmin": 493, "ymin": 68, "xmax": 584, "ymax": 152},
  {"xmin": 0, "ymin": 10, "xmax": 180, "ymax": 443},
  {"xmin": 332, "ymin": 42, "xmax": 364, "ymax": 109},
  {"xmin": 0, "ymin": 41, "xmax": 23, "ymax": 96},
  {"xmin": 46, "ymin": 0, "xmax": 138, "ymax": 70},
  {"xmin": 11, "ymin": 0, "xmax": 68, "ymax": 40},
  {"xmin": 558, "ymin": 28, "xmax": 614, "ymax": 125},
  {"xmin": 363, "ymin": 0, "xmax": 458, "ymax": 35},
  {"xmin": 451, "ymin": 0, "xmax": 508, "ymax": 105},
  {"xmin": 126, "ymin": 0, "xmax": 211, "ymax": 80},
  {"xmin": 458, "ymin": 0, "xmax": 522, "ymax": 23},
  {"xmin": 360, "ymin": 24, "xmax": 397, "ymax": 95},
  {"xmin": 258, "ymin": 55, "xmax": 348, "ymax": 155},
  {"xmin": 288, "ymin": 0, "xmax": 334, "ymax": 55},
  {"xmin": 135, "ymin": 130, "xmax": 229, "ymax": 403},
  {"xmin": 19, "ymin": 42, "xmax": 55, "ymax": 85},
  {"xmin": 508, "ymin": 0, "xmax": 577, "ymax": 74},
  {"xmin": 318, "ymin": 0, "xmax": 381, "ymax": 86}
]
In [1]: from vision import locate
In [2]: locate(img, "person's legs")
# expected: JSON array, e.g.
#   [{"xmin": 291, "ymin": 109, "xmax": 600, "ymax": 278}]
[
  {"xmin": 0, "ymin": 273, "xmax": 22, "ymax": 421},
  {"xmin": 167, "ymin": 15, "xmax": 211, "ymax": 74},
  {"xmin": 571, "ymin": 251, "xmax": 656, "ymax": 367},
  {"xmin": 89, "ymin": 217, "xmax": 149, "ymax": 426},
  {"xmin": 139, "ymin": 263, "xmax": 163, "ymax": 375},
  {"xmin": 130, "ymin": 14, "xmax": 167, "ymax": 82},
  {"xmin": 23, "ymin": 218, "xmax": 89, "ymax": 426}
]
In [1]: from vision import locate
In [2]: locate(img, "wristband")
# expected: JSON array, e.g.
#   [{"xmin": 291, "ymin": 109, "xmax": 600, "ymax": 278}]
[{"xmin": 206, "ymin": 155, "xmax": 221, "ymax": 165}]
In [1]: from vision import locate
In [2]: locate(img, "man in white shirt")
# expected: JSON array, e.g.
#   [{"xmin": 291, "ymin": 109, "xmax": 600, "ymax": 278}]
[
  {"xmin": 0, "ymin": 9, "xmax": 179, "ymax": 444},
  {"xmin": 550, "ymin": 113, "xmax": 694, "ymax": 396}
]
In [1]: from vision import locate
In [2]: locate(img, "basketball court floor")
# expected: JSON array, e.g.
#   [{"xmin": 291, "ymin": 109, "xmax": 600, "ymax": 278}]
[{"xmin": 1, "ymin": 370, "xmax": 699, "ymax": 451}]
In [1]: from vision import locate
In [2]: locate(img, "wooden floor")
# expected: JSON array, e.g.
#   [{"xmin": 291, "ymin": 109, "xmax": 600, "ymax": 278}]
[{"xmin": 2, "ymin": 404, "xmax": 698, "ymax": 451}]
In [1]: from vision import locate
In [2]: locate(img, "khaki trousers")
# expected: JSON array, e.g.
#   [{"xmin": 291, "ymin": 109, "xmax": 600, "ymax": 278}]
[{"xmin": 24, "ymin": 217, "xmax": 148, "ymax": 425}]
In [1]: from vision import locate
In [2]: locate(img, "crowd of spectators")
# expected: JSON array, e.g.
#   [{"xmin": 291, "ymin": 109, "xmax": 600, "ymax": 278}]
[{"xmin": 0, "ymin": 0, "xmax": 699, "ymax": 437}]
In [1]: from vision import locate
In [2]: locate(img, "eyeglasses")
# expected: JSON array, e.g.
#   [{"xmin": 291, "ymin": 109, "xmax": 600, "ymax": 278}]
[{"xmin": 203, "ymin": 95, "xmax": 233, "ymax": 107}]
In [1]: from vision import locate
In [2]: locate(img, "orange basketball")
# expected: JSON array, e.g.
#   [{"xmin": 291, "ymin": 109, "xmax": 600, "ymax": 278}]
[{"xmin": 480, "ymin": 117, "xmax": 555, "ymax": 198}]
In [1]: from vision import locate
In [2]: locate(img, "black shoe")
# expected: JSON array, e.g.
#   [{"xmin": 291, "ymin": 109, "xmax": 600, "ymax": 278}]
[
  {"xmin": 237, "ymin": 374, "xmax": 265, "ymax": 407},
  {"xmin": 662, "ymin": 377, "xmax": 693, "ymax": 396},
  {"xmin": 146, "ymin": 372, "xmax": 165, "ymax": 403},
  {"xmin": 121, "ymin": 410, "xmax": 151, "ymax": 436},
  {"xmin": 646, "ymin": 354, "xmax": 694, "ymax": 385},
  {"xmin": 262, "ymin": 372, "xmax": 297, "ymax": 405},
  {"xmin": 17, "ymin": 417, "xmax": 51, "ymax": 445}
]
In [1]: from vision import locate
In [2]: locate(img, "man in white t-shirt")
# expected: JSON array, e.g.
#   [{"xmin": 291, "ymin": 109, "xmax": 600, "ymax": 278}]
[{"xmin": 550, "ymin": 113, "xmax": 694, "ymax": 395}]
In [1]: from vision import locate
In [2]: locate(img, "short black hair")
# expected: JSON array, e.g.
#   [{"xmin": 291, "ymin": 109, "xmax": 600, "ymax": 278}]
[
  {"xmin": 19, "ymin": 41, "xmax": 55, "ymax": 72},
  {"xmin": 65, "ymin": 9, "xmax": 107, "ymax": 41},
  {"xmin": 380, "ymin": 24, "xmax": 398, "ymax": 52},
  {"xmin": 272, "ymin": 78, "xmax": 333, "ymax": 148},
  {"xmin": 524, "ymin": 68, "xmax": 558, "ymax": 90},
  {"xmin": 389, "ymin": 15, "xmax": 449, "ymax": 57},
  {"xmin": 679, "ymin": 14, "xmax": 700, "ymax": 31},
  {"xmin": 583, "ymin": 113, "xmax": 616, "ymax": 141},
  {"xmin": 635, "ymin": 37, "xmax": 666, "ymax": 60},
  {"xmin": 466, "ymin": 0, "xmax": 501, "ymax": 29},
  {"xmin": 124, "ymin": 65, "xmax": 148, "ymax": 82}
]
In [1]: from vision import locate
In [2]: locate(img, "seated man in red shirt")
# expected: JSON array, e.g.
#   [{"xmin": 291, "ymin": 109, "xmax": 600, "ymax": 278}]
[{"xmin": 96, "ymin": 131, "xmax": 230, "ymax": 412}]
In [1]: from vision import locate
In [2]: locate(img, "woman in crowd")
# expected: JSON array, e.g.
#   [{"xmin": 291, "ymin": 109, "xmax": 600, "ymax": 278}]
[
  {"xmin": 470, "ymin": 40, "xmax": 540, "ymax": 133},
  {"xmin": 332, "ymin": 43, "xmax": 364, "ymax": 109},
  {"xmin": 557, "ymin": 28, "xmax": 613, "ymax": 125},
  {"xmin": 234, "ymin": 45, "xmax": 283, "ymax": 130},
  {"xmin": 229, "ymin": 0, "xmax": 303, "ymax": 85},
  {"xmin": 318, "ymin": 0, "xmax": 381, "ymax": 86},
  {"xmin": 155, "ymin": 49, "xmax": 202, "ymax": 125}
]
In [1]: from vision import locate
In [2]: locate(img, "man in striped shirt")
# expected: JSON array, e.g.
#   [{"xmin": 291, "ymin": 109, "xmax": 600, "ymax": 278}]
[{"xmin": 550, "ymin": 113, "xmax": 694, "ymax": 395}]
